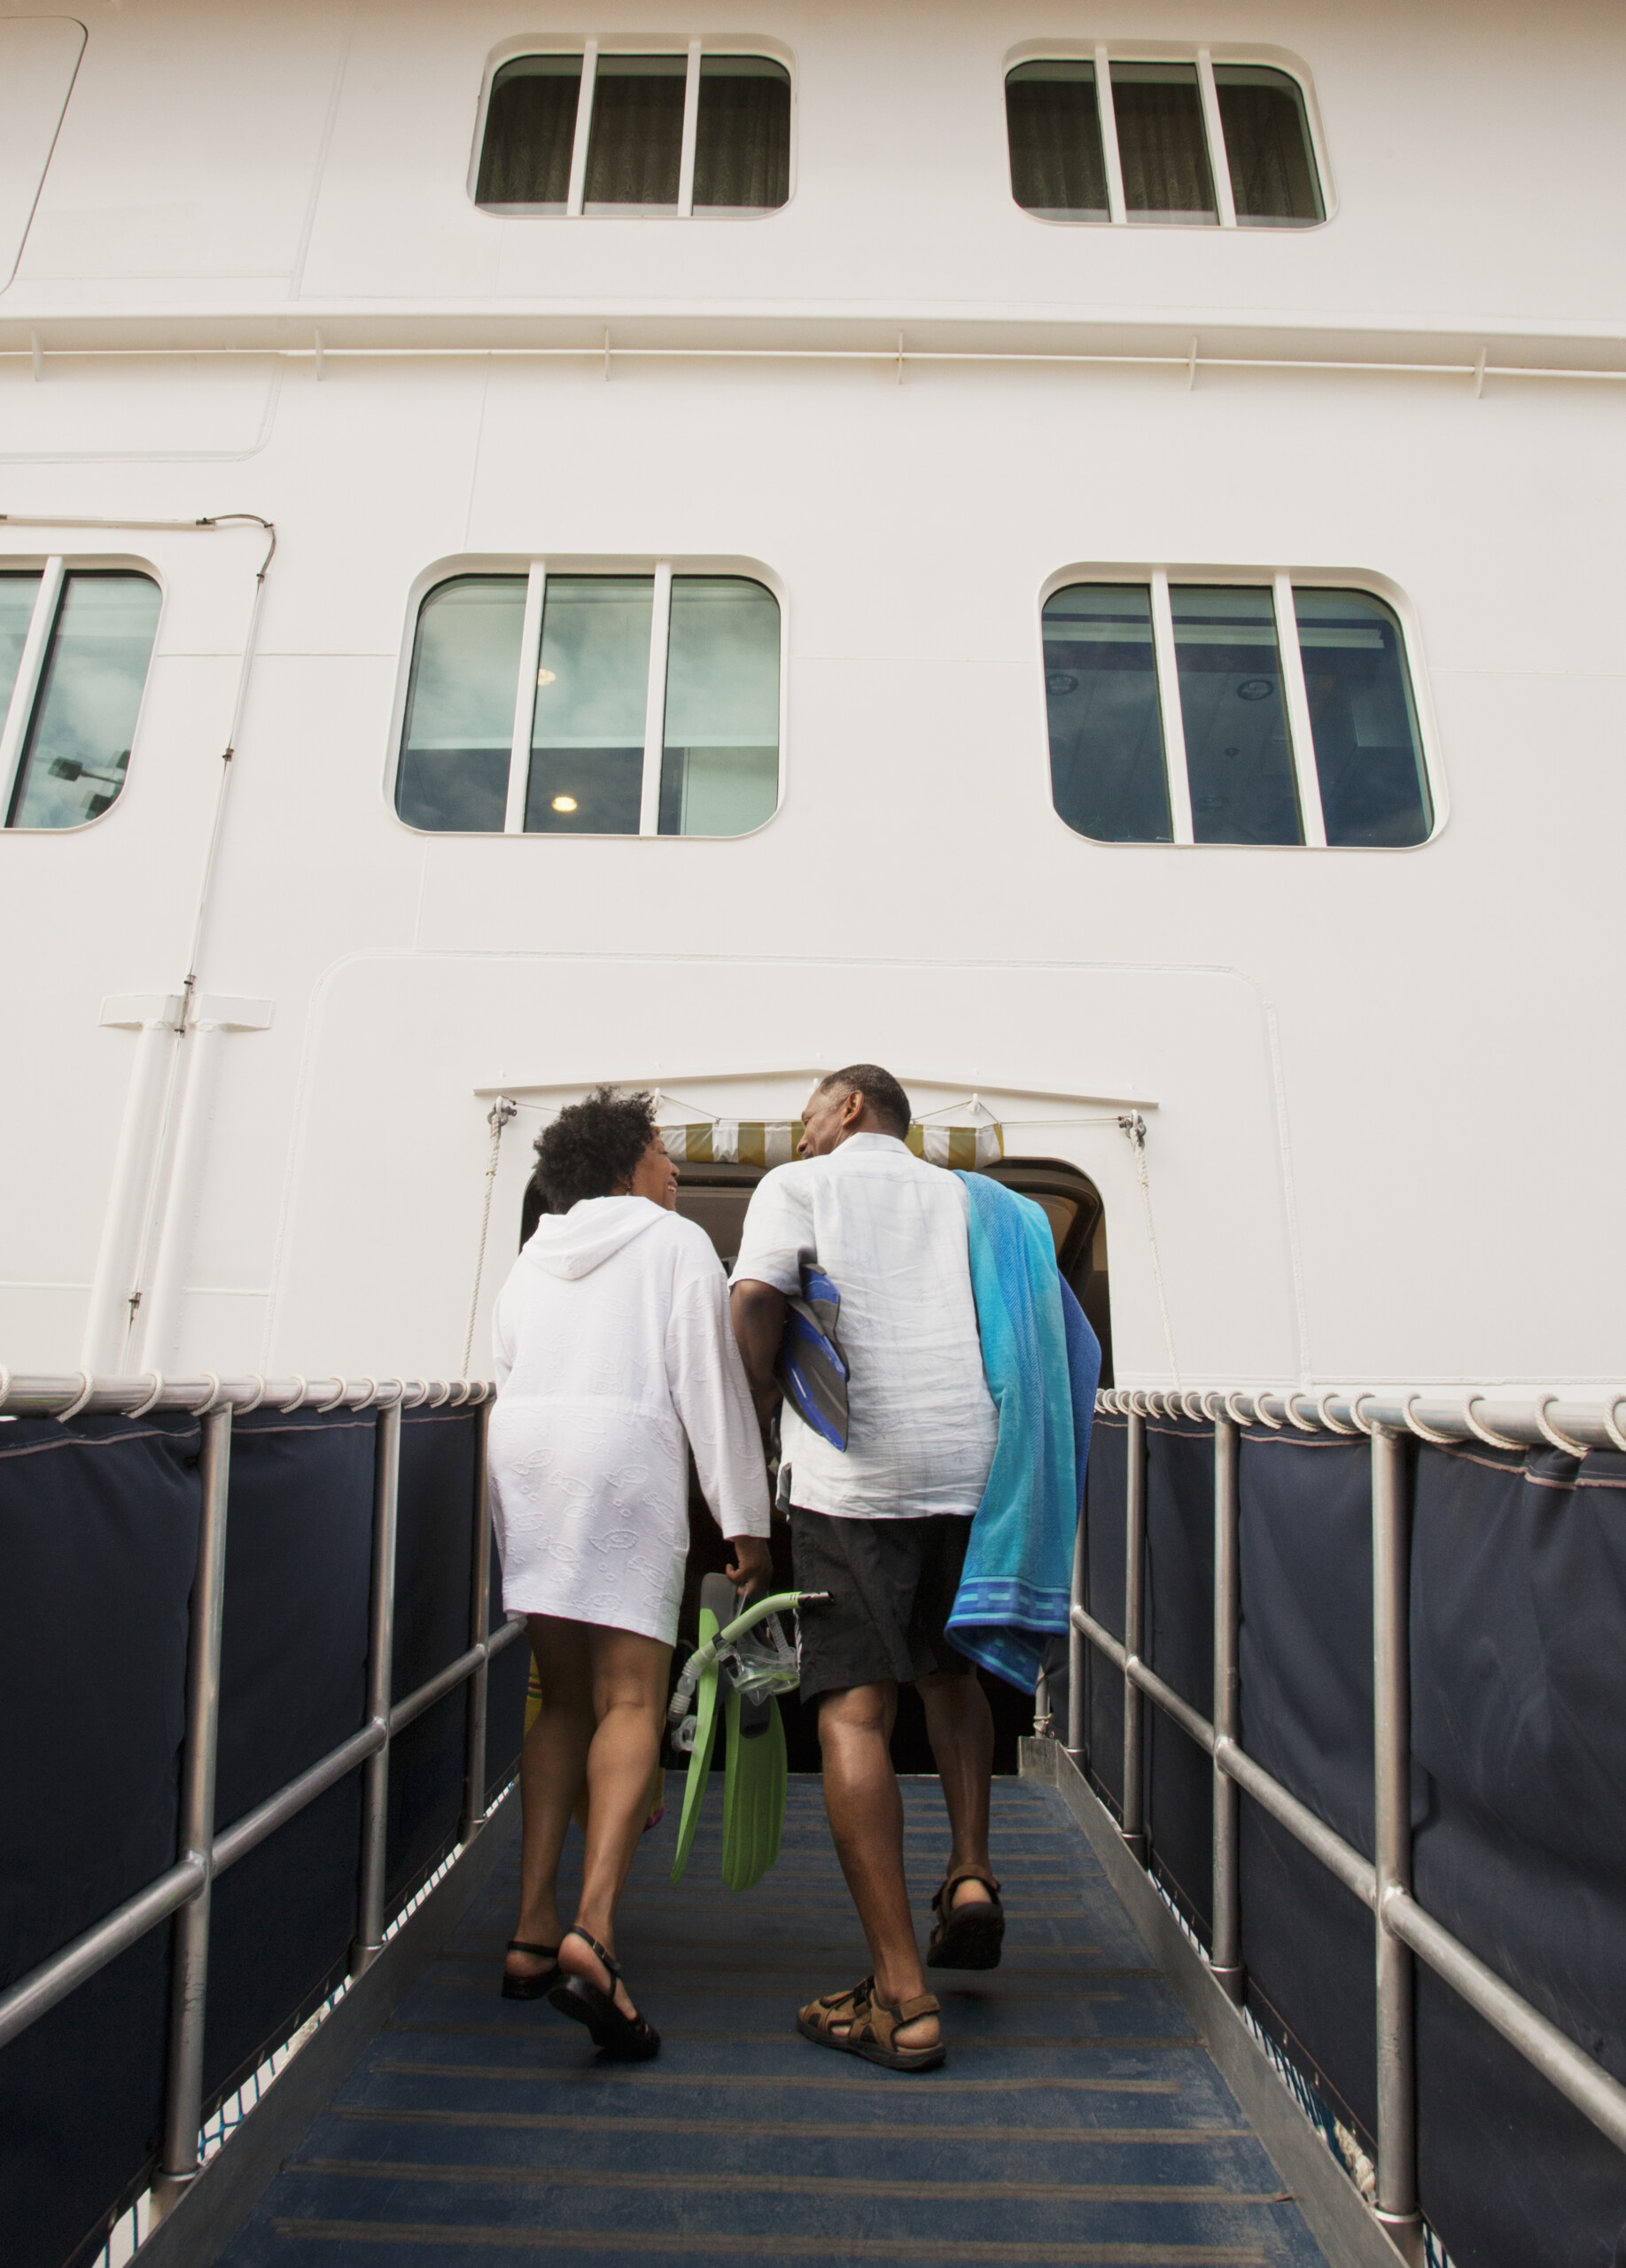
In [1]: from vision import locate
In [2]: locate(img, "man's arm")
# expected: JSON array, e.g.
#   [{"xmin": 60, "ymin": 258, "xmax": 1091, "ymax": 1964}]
[{"xmin": 730, "ymin": 1278, "xmax": 789, "ymax": 1427}]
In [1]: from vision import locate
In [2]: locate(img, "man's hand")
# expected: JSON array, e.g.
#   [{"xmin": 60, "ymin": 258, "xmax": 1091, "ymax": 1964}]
[
  {"xmin": 724, "ymin": 1534, "xmax": 773, "ymax": 1603},
  {"xmin": 730, "ymin": 1279, "xmax": 789, "ymax": 1425}
]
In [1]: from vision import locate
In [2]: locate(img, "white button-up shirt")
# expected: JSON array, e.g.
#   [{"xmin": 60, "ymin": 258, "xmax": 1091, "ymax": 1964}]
[{"xmin": 731, "ymin": 1132, "xmax": 997, "ymax": 1520}]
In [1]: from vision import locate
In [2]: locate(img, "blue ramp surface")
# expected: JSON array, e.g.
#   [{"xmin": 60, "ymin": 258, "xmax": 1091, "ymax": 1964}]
[{"xmin": 220, "ymin": 1776, "xmax": 1326, "ymax": 2267}]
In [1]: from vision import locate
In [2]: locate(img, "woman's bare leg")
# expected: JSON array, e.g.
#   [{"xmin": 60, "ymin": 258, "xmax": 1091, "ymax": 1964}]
[
  {"xmin": 555, "ymin": 1624, "xmax": 673, "ymax": 2018},
  {"xmin": 507, "ymin": 1615, "xmax": 595, "ymax": 1984}
]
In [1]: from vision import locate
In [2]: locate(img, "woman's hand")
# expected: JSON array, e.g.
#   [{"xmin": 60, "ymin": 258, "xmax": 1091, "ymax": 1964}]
[{"xmin": 724, "ymin": 1534, "xmax": 773, "ymax": 1602}]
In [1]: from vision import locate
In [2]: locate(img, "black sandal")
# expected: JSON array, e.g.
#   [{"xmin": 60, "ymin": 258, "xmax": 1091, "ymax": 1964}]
[
  {"xmin": 548, "ymin": 1926, "xmax": 660, "ymax": 2061},
  {"xmin": 501, "ymin": 1939, "xmax": 560, "ymax": 2000}
]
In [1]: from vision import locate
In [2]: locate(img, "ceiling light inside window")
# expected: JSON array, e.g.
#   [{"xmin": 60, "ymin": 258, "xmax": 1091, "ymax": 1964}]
[
  {"xmin": 537, "ymin": 667, "xmax": 557, "ymax": 686},
  {"xmin": 551, "ymin": 795, "xmax": 577, "ymax": 812}
]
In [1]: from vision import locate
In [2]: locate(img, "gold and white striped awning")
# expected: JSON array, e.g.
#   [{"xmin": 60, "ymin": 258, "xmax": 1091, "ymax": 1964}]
[{"xmin": 659, "ymin": 1121, "xmax": 1003, "ymax": 1169}]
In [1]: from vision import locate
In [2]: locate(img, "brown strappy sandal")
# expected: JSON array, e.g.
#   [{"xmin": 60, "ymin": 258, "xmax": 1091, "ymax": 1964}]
[
  {"xmin": 926, "ymin": 1867, "xmax": 1005, "ymax": 1970},
  {"xmin": 797, "ymin": 1976, "xmax": 945, "ymax": 2071}
]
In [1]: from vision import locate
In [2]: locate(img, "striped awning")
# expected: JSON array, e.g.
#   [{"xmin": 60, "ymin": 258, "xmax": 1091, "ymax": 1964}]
[{"xmin": 659, "ymin": 1121, "xmax": 1003, "ymax": 1169}]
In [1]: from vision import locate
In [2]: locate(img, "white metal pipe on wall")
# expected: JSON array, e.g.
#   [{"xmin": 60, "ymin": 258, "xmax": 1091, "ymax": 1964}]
[
  {"xmin": 81, "ymin": 998, "xmax": 183, "ymax": 1375},
  {"xmin": 136, "ymin": 1019, "xmax": 226, "ymax": 1371}
]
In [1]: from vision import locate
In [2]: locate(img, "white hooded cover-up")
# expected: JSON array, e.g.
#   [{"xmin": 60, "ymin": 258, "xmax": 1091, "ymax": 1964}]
[{"xmin": 488, "ymin": 1197, "xmax": 769, "ymax": 1644}]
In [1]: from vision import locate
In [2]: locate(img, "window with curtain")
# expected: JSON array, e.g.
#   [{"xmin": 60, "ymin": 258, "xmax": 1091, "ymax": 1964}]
[
  {"xmin": 1044, "ymin": 579, "xmax": 1432, "ymax": 849},
  {"xmin": 475, "ymin": 46, "xmax": 791, "ymax": 216},
  {"xmin": 397, "ymin": 569, "xmax": 782, "ymax": 838},
  {"xmin": 2, "ymin": 567, "xmax": 161, "ymax": 829},
  {"xmin": 1007, "ymin": 50, "xmax": 1324, "ymax": 227}
]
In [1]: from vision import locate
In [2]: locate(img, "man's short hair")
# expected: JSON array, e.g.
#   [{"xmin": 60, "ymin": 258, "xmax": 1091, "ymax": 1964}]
[
  {"xmin": 530, "ymin": 1085, "xmax": 659, "ymax": 1214},
  {"xmin": 819, "ymin": 1063, "xmax": 912, "ymax": 1140}
]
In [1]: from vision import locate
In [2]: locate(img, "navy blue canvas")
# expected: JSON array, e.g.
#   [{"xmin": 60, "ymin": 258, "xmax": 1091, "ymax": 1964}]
[
  {"xmin": 1144, "ymin": 1417, "xmax": 1214, "ymax": 1945},
  {"xmin": 0, "ymin": 1413, "xmax": 200, "ymax": 2268},
  {"xmin": 1082, "ymin": 1413, "xmax": 1126, "ymax": 1816},
  {"xmin": 203, "ymin": 1409, "xmax": 377, "ymax": 2115},
  {"xmin": 1410, "ymin": 1442, "xmax": 1626, "ymax": 2268}
]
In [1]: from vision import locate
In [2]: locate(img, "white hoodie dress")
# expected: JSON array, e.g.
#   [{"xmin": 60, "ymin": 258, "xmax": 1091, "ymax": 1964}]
[{"xmin": 487, "ymin": 1196, "xmax": 770, "ymax": 1643}]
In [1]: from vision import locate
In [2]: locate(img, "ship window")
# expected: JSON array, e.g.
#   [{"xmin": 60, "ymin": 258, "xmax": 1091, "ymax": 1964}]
[
  {"xmin": 1007, "ymin": 50, "xmax": 1324, "ymax": 228},
  {"xmin": 397, "ymin": 568, "xmax": 782, "ymax": 838},
  {"xmin": 1044, "ymin": 578, "xmax": 1433, "ymax": 849},
  {"xmin": 475, "ymin": 45, "xmax": 790, "ymax": 217},
  {"xmin": 2, "ymin": 566, "xmax": 161, "ymax": 831}
]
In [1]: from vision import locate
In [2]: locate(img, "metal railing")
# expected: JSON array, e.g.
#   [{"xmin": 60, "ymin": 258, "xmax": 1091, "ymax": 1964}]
[
  {"xmin": 0, "ymin": 1371, "xmax": 525, "ymax": 2218},
  {"xmin": 1070, "ymin": 1385, "xmax": 1626, "ymax": 2264}
]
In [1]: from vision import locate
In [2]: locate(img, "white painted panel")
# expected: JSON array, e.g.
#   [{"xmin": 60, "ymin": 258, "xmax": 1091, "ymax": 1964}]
[{"xmin": 0, "ymin": 16, "xmax": 83, "ymax": 289}]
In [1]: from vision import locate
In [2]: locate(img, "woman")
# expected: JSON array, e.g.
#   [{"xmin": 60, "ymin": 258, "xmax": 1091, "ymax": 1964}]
[{"xmin": 488, "ymin": 1087, "xmax": 771, "ymax": 2059}]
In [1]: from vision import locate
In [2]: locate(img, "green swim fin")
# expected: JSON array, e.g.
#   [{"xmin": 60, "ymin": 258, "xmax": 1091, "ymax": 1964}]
[
  {"xmin": 669, "ymin": 1598, "xmax": 723, "ymax": 1887},
  {"xmin": 721, "ymin": 1682, "xmax": 787, "ymax": 1891}
]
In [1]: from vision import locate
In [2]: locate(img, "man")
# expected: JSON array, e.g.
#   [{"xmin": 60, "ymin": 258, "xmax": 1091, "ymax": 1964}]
[{"xmin": 730, "ymin": 1064, "xmax": 1001, "ymax": 2071}]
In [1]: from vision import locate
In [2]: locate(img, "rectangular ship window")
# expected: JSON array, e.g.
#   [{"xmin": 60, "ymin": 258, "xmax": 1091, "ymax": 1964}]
[
  {"xmin": 4, "ymin": 568, "xmax": 160, "ymax": 830},
  {"xmin": 585, "ymin": 56, "xmax": 687, "ymax": 210},
  {"xmin": 475, "ymin": 56, "xmax": 581, "ymax": 209},
  {"xmin": 397, "ymin": 566, "xmax": 782, "ymax": 839},
  {"xmin": 659, "ymin": 578, "xmax": 781, "ymax": 836},
  {"xmin": 1007, "ymin": 49, "xmax": 1325, "ymax": 229},
  {"xmin": 693, "ymin": 57, "xmax": 791, "ymax": 212},
  {"xmin": 1111, "ymin": 63, "xmax": 1216, "ymax": 224},
  {"xmin": 1042, "ymin": 585, "xmax": 1171, "ymax": 843},
  {"xmin": 1005, "ymin": 61, "xmax": 1109, "ymax": 221},
  {"xmin": 476, "ymin": 46, "xmax": 791, "ymax": 217},
  {"xmin": 1171, "ymin": 585, "xmax": 1299, "ymax": 844},
  {"xmin": 1214, "ymin": 66, "xmax": 1324, "ymax": 225},
  {"xmin": 1044, "ymin": 577, "xmax": 1434, "ymax": 850},
  {"xmin": 527, "ymin": 578, "xmax": 653, "ymax": 832}
]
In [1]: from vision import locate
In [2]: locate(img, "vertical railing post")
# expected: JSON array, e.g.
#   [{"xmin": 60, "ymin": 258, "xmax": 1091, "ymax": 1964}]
[
  {"xmin": 152, "ymin": 1404, "xmax": 233, "ymax": 2216},
  {"xmin": 460, "ymin": 1394, "xmax": 494, "ymax": 1844},
  {"xmin": 1121, "ymin": 1405, "xmax": 1148, "ymax": 1865},
  {"xmin": 1210, "ymin": 1412, "xmax": 1244, "ymax": 2000},
  {"xmin": 1065, "ymin": 1456, "xmax": 1088, "ymax": 1763},
  {"xmin": 353, "ymin": 1397, "xmax": 401, "ymax": 1974},
  {"xmin": 1373, "ymin": 1423, "xmax": 1423, "ymax": 2262}
]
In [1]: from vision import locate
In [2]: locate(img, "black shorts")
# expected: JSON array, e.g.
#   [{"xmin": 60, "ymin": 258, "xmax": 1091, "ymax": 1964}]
[{"xmin": 790, "ymin": 1504, "xmax": 976, "ymax": 1705}]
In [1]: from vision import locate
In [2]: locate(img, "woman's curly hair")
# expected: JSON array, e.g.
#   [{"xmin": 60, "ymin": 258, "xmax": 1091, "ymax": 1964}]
[{"xmin": 527, "ymin": 1086, "xmax": 660, "ymax": 1219}]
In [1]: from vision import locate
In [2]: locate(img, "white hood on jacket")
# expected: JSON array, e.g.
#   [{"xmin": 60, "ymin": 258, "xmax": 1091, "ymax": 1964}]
[{"xmin": 521, "ymin": 1194, "xmax": 668, "ymax": 1281}]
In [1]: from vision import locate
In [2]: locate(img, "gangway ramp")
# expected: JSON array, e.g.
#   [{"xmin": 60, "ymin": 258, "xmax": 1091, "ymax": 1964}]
[{"xmin": 217, "ymin": 1775, "xmax": 1328, "ymax": 2268}]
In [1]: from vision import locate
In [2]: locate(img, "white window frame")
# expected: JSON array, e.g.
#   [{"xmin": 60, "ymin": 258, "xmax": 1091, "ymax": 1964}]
[
  {"xmin": 1003, "ymin": 40, "xmax": 1333, "ymax": 230},
  {"xmin": 0, "ymin": 555, "xmax": 163, "ymax": 832},
  {"xmin": 1037, "ymin": 565, "xmax": 1445, "ymax": 851},
  {"xmin": 469, "ymin": 36, "xmax": 796, "ymax": 219},
  {"xmin": 388, "ymin": 555, "xmax": 789, "ymax": 841}
]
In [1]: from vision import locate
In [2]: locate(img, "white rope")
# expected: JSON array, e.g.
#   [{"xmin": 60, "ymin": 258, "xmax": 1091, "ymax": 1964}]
[
  {"xmin": 1604, "ymin": 1397, "xmax": 1626, "ymax": 1456},
  {"xmin": 1462, "ymin": 1395, "xmax": 1523, "ymax": 1451},
  {"xmin": 1318, "ymin": 1391, "xmax": 1358, "ymax": 1436},
  {"xmin": 313, "ymin": 1377, "xmax": 350, "ymax": 1414},
  {"xmin": 55, "ymin": 1371, "xmax": 95, "ymax": 1424},
  {"xmin": 1532, "ymin": 1394, "xmax": 1590, "ymax": 1456},
  {"xmin": 1401, "ymin": 1393, "xmax": 1459, "ymax": 1447},
  {"xmin": 126, "ymin": 1371, "xmax": 166, "ymax": 1419},
  {"xmin": 1118, "ymin": 1113, "xmax": 1179, "ymax": 1390},
  {"xmin": 276, "ymin": 1373, "xmax": 307, "ymax": 1414},
  {"xmin": 237, "ymin": 1373, "xmax": 267, "ymax": 1416},
  {"xmin": 463, "ymin": 1099, "xmax": 517, "ymax": 1379}
]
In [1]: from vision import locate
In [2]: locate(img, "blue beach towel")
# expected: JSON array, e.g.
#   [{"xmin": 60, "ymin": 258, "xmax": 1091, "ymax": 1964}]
[{"xmin": 946, "ymin": 1173, "xmax": 1102, "ymax": 1690}]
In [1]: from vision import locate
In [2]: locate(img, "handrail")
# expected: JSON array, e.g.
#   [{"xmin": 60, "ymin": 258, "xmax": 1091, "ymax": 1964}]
[
  {"xmin": 1093, "ymin": 1383, "xmax": 1625, "ymax": 1451},
  {"xmin": 1069, "ymin": 1390, "xmax": 1626, "ymax": 2254},
  {"xmin": 0, "ymin": 1375, "xmax": 506, "ymax": 2224}
]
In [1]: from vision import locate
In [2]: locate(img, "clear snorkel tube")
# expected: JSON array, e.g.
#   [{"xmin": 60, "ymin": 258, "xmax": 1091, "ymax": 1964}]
[{"xmin": 666, "ymin": 1589, "xmax": 828, "ymax": 1754}]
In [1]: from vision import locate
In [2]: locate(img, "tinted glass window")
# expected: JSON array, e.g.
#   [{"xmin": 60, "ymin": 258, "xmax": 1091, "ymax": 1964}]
[
  {"xmin": 1295, "ymin": 590, "xmax": 1430, "ymax": 846},
  {"xmin": 584, "ymin": 56, "xmax": 686, "ymax": 209},
  {"xmin": 397, "ymin": 577, "xmax": 524, "ymax": 832},
  {"xmin": 476, "ymin": 57, "xmax": 581, "ymax": 207},
  {"xmin": 694, "ymin": 57, "xmax": 790, "ymax": 211},
  {"xmin": 0, "ymin": 572, "xmax": 40, "ymax": 721},
  {"xmin": 1006, "ymin": 62, "xmax": 1108, "ymax": 221},
  {"xmin": 659, "ymin": 577, "xmax": 779, "ymax": 836},
  {"xmin": 1171, "ymin": 586, "xmax": 1300, "ymax": 845},
  {"xmin": 1043, "ymin": 585, "xmax": 1171, "ymax": 843},
  {"xmin": 526, "ymin": 577, "xmax": 653, "ymax": 833},
  {"xmin": 1214, "ymin": 66, "xmax": 1323, "ymax": 225},
  {"xmin": 8, "ymin": 573, "xmax": 160, "ymax": 828},
  {"xmin": 1111, "ymin": 63, "xmax": 1216, "ymax": 224}
]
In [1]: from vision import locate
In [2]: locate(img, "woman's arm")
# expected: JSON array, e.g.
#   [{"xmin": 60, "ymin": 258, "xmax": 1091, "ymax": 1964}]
[{"xmin": 666, "ymin": 1259, "xmax": 774, "ymax": 1597}]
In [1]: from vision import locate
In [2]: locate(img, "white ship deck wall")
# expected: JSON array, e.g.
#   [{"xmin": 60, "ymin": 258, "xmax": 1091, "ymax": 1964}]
[{"xmin": 0, "ymin": 0, "xmax": 1620, "ymax": 1394}]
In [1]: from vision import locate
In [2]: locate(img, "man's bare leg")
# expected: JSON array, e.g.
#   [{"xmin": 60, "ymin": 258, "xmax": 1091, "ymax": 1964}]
[
  {"xmin": 918, "ymin": 1668, "xmax": 997, "ymax": 1914},
  {"xmin": 816, "ymin": 1682, "xmax": 940, "ymax": 2051}
]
